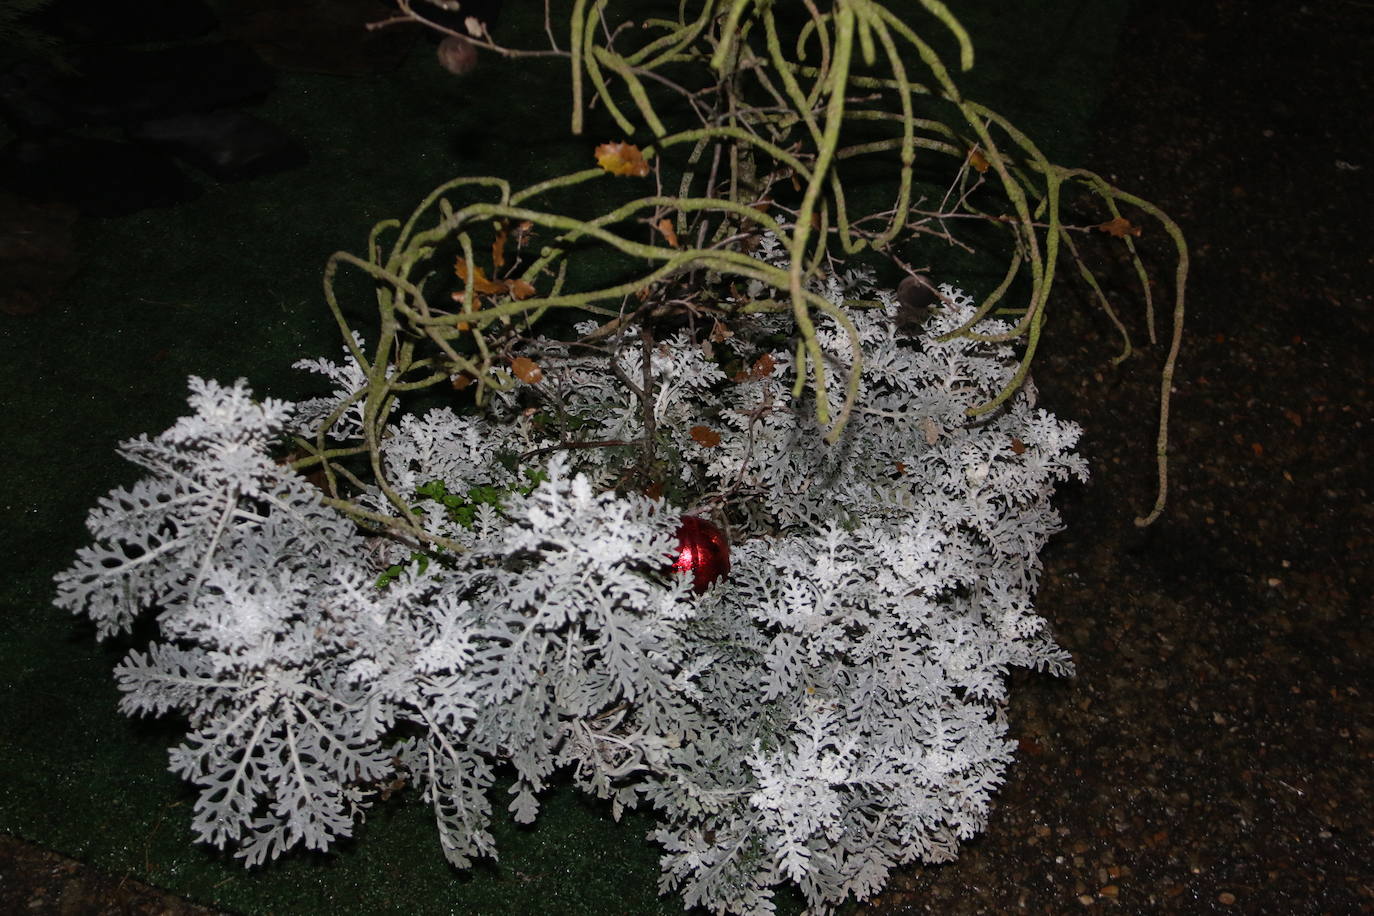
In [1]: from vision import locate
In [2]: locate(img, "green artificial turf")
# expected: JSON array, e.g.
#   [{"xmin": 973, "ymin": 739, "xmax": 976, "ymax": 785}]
[{"xmin": 0, "ymin": 2, "xmax": 1127, "ymax": 912}]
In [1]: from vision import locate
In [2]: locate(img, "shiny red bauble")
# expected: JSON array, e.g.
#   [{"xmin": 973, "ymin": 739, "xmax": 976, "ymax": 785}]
[{"xmin": 671, "ymin": 516, "xmax": 730, "ymax": 593}]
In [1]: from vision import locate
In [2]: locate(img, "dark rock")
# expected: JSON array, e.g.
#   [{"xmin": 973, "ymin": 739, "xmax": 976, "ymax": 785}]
[
  {"xmin": 218, "ymin": 0, "xmax": 419, "ymax": 76},
  {"xmin": 0, "ymin": 61, "xmax": 74, "ymax": 133},
  {"xmin": 30, "ymin": 0, "xmax": 218, "ymax": 45},
  {"xmin": 131, "ymin": 110, "xmax": 308, "ymax": 181},
  {"xmin": 0, "ymin": 134, "xmax": 201, "ymax": 217},
  {"xmin": 18, "ymin": 41, "xmax": 275, "ymax": 127},
  {"xmin": 0, "ymin": 191, "xmax": 78, "ymax": 317}
]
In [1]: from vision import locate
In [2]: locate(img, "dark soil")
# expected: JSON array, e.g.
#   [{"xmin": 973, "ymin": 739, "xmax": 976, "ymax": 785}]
[
  {"xmin": 0, "ymin": 835, "xmax": 221, "ymax": 916},
  {"xmin": 2, "ymin": 0, "xmax": 1370, "ymax": 913},
  {"xmin": 871, "ymin": 0, "xmax": 1374, "ymax": 912}
]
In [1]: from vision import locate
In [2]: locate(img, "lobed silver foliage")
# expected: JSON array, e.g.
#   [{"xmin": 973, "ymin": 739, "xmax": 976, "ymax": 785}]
[{"xmin": 56, "ymin": 265, "xmax": 1086, "ymax": 913}]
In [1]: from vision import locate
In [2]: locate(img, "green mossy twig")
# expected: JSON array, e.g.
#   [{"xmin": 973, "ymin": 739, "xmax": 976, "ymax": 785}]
[{"xmin": 317, "ymin": 0, "xmax": 1189, "ymax": 526}]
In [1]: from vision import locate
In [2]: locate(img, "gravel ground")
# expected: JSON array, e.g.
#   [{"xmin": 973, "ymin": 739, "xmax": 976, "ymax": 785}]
[
  {"xmin": 2, "ymin": 0, "xmax": 1370, "ymax": 913},
  {"xmin": 871, "ymin": 0, "xmax": 1374, "ymax": 911}
]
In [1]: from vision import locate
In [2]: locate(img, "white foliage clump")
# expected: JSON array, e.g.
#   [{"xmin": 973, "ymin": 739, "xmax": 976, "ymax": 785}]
[
  {"xmin": 57, "ymin": 270, "xmax": 1086, "ymax": 913},
  {"xmin": 290, "ymin": 332, "xmax": 394, "ymax": 443}
]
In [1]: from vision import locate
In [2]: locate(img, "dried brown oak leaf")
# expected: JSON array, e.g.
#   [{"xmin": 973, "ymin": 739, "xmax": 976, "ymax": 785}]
[
  {"xmin": 1096, "ymin": 216, "xmax": 1142, "ymax": 238},
  {"xmin": 690, "ymin": 425, "xmax": 722, "ymax": 447},
  {"xmin": 732, "ymin": 353, "xmax": 777, "ymax": 383},
  {"xmin": 511, "ymin": 356, "xmax": 544, "ymax": 384}
]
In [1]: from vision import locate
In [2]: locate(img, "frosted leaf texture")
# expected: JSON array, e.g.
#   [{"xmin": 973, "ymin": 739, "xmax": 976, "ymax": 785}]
[{"xmin": 58, "ymin": 273, "xmax": 1086, "ymax": 912}]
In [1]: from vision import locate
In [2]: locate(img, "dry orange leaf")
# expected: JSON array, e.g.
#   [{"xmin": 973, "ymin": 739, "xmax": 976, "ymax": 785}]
[
  {"xmin": 454, "ymin": 257, "xmax": 507, "ymax": 295},
  {"xmin": 690, "ymin": 425, "xmax": 722, "ymax": 447},
  {"xmin": 449, "ymin": 288, "xmax": 483, "ymax": 330},
  {"xmin": 709, "ymin": 319, "xmax": 734, "ymax": 343},
  {"xmin": 1010, "ymin": 437, "xmax": 1027, "ymax": 455},
  {"xmin": 969, "ymin": 147, "xmax": 990, "ymax": 173},
  {"xmin": 657, "ymin": 217, "xmax": 679, "ymax": 248},
  {"xmin": 491, "ymin": 221, "xmax": 508, "ymax": 270},
  {"xmin": 511, "ymin": 356, "xmax": 543, "ymax": 384},
  {"xmin": 1096, "ymin": 217, "xmax": 1142, "ymax": 238},
  {"xmin": 595, "ymin": 141, "xmax": 650, "ymax": 177},
  {"xmin": 508, "ymin": 278, "xmax": 536, "ymax": 300},
  {"xmin": 733, "ymin": 353, "xmax": 776, "ymax": 383}
]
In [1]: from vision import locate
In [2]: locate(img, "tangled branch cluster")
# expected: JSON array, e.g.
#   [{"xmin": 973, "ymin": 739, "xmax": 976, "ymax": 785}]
[{"xmin": 347, "ymin": 0, "xmax": 1185, "ymax": 525}]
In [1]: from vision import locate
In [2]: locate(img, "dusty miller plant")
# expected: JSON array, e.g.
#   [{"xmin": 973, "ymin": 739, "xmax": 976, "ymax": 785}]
[{"xmin": 56, "ymin": 2, "xmax": 1184, "ymax": 913}]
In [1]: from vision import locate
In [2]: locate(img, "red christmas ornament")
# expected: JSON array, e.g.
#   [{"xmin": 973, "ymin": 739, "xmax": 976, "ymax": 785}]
[{"xmin": 671, "ymin": 516, "xmax": 730, "ymax": 593}]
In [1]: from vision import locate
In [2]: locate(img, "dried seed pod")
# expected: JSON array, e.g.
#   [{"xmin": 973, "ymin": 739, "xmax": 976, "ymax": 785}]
[{"xmin": 895, "ymin": 274, "xmax": 940, "ymax": 335}]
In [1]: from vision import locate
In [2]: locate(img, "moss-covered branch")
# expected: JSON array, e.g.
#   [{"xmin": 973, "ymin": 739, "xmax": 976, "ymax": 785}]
[{"xmin": 324, "ymin": 0, "xmax": 1188, "ymax": 526}]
